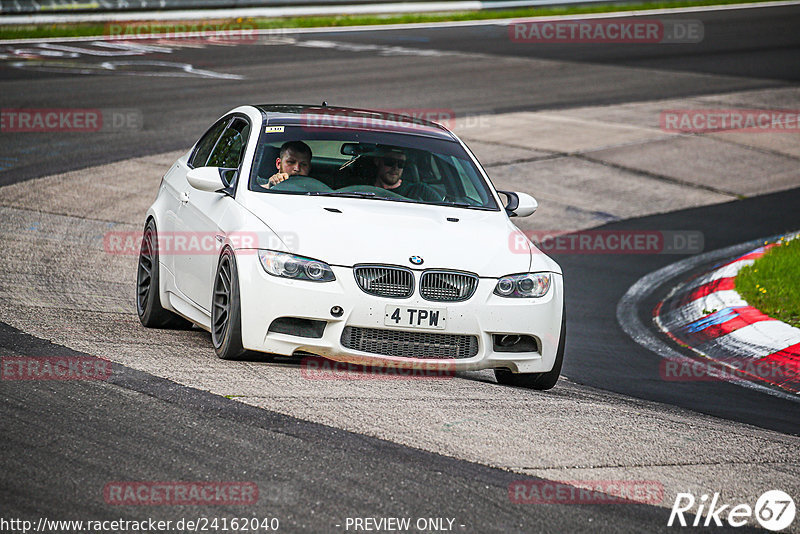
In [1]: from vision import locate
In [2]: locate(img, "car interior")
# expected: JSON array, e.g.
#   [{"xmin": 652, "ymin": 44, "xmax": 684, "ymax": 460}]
[{"xmin": 250, "ymin": 141, "xmax": 460, "ymax": 201}]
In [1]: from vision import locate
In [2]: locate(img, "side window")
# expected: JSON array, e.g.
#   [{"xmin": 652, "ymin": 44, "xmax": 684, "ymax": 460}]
[
  {"xmin": 190, "ymin": 119, "xmax": 228, "ymax": 168},
  {"xmin": 207, "ymin": 118, "xmax": 251, "ymax": 170}
]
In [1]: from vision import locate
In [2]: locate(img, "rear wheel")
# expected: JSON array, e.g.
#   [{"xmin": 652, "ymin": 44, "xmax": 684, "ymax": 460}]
[
  {"xmin": 494, "ymin": 304, "xmax": 566, "ymax": 390},
  {"xmin": 211, "ymin": 248, "xmax": 251, "ymax": 360},
  {"xmin": 137, "ymin": 219, "xmax": 192, "ymax": 329}
]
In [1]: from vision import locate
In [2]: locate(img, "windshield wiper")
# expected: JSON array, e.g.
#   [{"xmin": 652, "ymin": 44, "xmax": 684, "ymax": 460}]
[
  {"xmin": 435, "ymin": 200, "xmax": 472, "ymax": 208},
  {"xmin": 308, "ymin": 191, "xmax": 377, "ymax": 198},
  {"xmin": 432, "ymin": 200, "xmax": 496, "ymax": 210}
]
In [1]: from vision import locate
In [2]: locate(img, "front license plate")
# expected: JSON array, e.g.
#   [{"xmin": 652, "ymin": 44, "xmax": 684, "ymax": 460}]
[{"xmin": 384, "ymin": 305, "xmax": 446, "ymax": 330}]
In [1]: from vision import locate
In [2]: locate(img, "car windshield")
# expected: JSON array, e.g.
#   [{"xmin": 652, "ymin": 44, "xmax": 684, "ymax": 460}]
[{"xmin": 248, "ymin": 126, "xmax": 499, "ymax": 210}]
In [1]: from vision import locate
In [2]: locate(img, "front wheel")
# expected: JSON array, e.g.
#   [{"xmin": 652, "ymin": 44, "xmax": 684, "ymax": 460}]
[
  {"xmin": 494, "ymin": 304, "xmax": 566, "ymax": 390},
  {"xmin": 211, "ymin": 248, "xmax": 251, "ymax": 360}
]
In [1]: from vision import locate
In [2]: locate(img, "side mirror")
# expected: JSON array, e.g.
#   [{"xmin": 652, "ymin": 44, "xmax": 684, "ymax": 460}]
[
  {"xmin": 187, "ymin": 167, "xmax": 226, "ymax": 192},
  {"xmin": 498, "ymin": 190, "xmax": 538, "ymax": 217}
]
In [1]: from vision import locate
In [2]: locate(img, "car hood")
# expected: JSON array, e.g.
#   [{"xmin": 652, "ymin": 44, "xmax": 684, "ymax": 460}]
[{"xmin": 240, "ymin": 193, "xmax": 560, "ymax": 277}]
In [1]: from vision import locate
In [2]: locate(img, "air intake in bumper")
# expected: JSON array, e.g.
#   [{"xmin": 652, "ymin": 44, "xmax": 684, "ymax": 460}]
[{"xmin": 341, "ymin": 326, "xmax": 478, "ymax": 359}]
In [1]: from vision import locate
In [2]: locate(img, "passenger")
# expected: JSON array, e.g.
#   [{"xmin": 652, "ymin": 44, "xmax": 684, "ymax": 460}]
[
  {"xmin": 371, "ymin": 146, "xmax": 440, "ymax": 202},
  {"xmin": 262, "ymin": 141, "xmax": 312, "ymax": 189}
]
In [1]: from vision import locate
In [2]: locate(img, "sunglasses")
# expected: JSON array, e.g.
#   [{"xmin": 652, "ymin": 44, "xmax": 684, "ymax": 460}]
[{"xmin": 381, "ymin": 157, "xmax": 406, "ymax": 169}]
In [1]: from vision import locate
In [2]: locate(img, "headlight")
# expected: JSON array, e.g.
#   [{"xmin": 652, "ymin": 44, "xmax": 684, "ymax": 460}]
[
  {"xmin": 257, "ymin": 250, "xmax": 335, "ymax": 282},
  {"xmin": 494, "ymin": 273, "xmax": 551, "ymax": 298}
]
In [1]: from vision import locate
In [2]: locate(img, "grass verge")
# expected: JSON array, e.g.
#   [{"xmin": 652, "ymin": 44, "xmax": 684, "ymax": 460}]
[
  {"xmin": 0, "ymin": 0, "xmax": 781, "ymax": 41},
  {"xmin": 736, "ymin": 236, "xmax": 800, "ymax": 328}
]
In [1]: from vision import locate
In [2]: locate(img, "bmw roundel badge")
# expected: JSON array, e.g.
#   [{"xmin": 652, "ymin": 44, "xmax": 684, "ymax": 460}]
[{"xmin": 409, "ymin": 256, "xmax": 424, "ymax": 265}]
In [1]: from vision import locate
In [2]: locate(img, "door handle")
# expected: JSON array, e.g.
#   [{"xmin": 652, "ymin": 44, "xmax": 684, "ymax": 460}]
[{"xmin": 180, "ymin": 191, "xmax": 190, "ymax": 203}]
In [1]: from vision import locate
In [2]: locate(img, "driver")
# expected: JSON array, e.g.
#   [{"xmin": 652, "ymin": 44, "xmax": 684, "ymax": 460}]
[
  {"xmin": 371, "ymin": 145, "xmax": 440, "ymax": 202},
  {"xmin": 262, "ymin": 141, "xmax": 312, "ymax": 189}
]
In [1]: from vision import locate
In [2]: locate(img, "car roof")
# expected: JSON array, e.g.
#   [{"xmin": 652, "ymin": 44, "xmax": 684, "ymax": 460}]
[{"xmin": 254, "ymin": 104, "xmax": 457, "ymax": 141}]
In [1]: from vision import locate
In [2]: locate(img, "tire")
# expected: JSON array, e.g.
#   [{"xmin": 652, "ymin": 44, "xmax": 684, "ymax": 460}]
[
  {"xmin": 494, "ymin": 304, "xmax": 566, "ymax": 391},
  {"xmin": 137, "ymin": 219, "xmax": 192, "ymax": 329},
  {"xmin": 211, "ymin": 248, "xmax": 251, "ymax": 360}
]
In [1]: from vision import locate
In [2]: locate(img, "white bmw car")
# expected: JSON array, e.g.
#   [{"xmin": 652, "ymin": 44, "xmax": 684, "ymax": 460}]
[{"xmin": 137, "ymin": 105, "xmax": 565, "ymax": 389}]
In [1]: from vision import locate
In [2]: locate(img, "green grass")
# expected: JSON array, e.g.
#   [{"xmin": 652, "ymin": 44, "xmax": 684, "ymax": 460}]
[
  {"xmin": 736, "ymin": 237, "xmax": 800, "ymax": 328},
  {"xmin": 0, "ymin": 0, "xmax": 779, "ymax": 41}
]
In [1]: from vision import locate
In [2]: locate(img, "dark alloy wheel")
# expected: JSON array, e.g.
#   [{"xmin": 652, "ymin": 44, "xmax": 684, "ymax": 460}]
[
  {"xmin": 136, "ymin": 219, "xmax": 191, "ymax": 329},
  {"xmin": 211, "ymin": 248, "xmax": 250, "ymax": 360},
  {"xmin": 494, "ymin": 304, "xmax": 566, "ymax": 390}
]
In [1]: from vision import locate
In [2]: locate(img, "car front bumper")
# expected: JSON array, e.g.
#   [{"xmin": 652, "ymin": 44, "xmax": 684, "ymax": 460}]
[{"xmin": 236, "ymin": 253, "xmax": 564, "ymax": 373}]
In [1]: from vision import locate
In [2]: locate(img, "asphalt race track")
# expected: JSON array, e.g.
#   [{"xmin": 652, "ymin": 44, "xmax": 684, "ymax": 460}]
[{"xmin": 1, "ymin": 4, "xmax": 799, "ymax": 533}]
